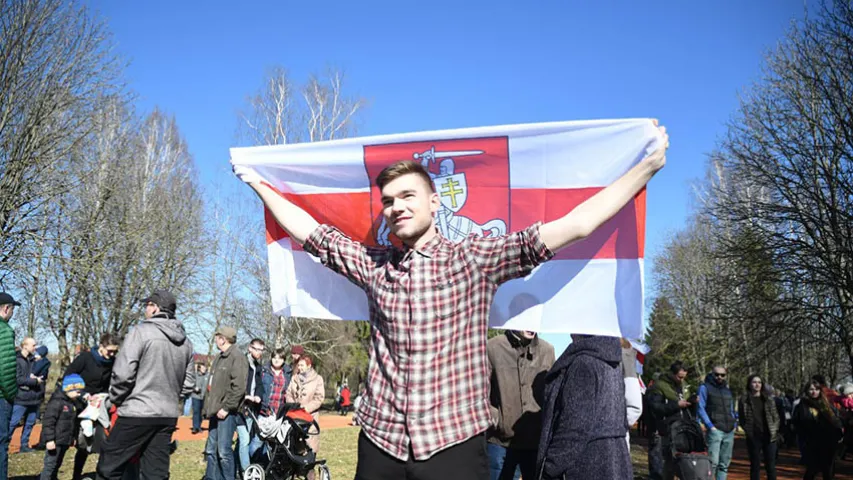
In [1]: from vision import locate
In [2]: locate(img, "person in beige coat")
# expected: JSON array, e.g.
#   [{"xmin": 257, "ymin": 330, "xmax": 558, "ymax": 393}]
[{"xmin": 285, "ymin": 354, "xmax": 325, "ymax": 462}]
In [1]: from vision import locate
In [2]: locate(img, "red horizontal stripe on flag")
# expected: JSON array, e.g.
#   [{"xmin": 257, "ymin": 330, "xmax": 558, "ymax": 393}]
[
  {"xmin": 510, "ymin": 187, "xmax": 645, "ymax": 260},
  {"xmin": 265, "ymin": 191, "xmax": 373, "ymax": 249},
  {"xmin": 266, "ymin": 186, "xmax": 645, "ymax": 259}
]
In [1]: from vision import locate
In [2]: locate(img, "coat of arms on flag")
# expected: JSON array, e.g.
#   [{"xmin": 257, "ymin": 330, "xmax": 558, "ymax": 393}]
[{"xmin": 364, "ymin": 137, "xmax": 510, "ymax": 246}]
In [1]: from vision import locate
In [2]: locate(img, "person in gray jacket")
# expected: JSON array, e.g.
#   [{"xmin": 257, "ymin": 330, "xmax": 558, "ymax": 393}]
[
  {"xmin": 94, "ymin": 289, "xmax": 195, "ymax": 480},
  {"xmin": 191, "ymin": 363, "xmax": 208, "ymax": 434}
]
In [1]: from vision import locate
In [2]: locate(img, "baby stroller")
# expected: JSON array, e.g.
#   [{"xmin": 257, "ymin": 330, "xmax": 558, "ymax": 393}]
[{"xmin": 243, "ymin": 402, "xmax": 331, "ymax": 480}]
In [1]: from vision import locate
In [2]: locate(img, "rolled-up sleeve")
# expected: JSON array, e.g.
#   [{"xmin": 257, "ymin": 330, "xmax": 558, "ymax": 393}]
[
  {"xmin": 303, "ymin": 224, "xmax": 383, "ymax": 289},
  {"xmin": 465, "ymin": 222, "xmax": 554, "ymax": 286}
]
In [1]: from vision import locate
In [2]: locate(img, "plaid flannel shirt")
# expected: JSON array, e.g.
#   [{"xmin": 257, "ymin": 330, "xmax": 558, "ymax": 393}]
[{"xmin": 304, "ymin": 222, "xmax": 553, "ymax": 461}]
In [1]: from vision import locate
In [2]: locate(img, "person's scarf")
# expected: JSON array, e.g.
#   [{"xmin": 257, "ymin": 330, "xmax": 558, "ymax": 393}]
[
  {"xmin": 802, "ymin": 395, "xmax": 834, "ymax": 421},
  {"xmin": 90, "ymin": 346, "xmax": 114, "ymax": 366}
]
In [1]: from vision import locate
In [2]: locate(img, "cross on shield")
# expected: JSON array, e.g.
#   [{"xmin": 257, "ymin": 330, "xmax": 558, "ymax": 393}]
[{"xmin": 434, "ymin": 173, "xmax": 468, "ymax": 213}]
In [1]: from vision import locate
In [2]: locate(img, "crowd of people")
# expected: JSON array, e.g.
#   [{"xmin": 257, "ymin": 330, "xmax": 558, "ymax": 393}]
[
  {"xmin": 0, "ymin": 290, "xmax": 331, "ymax": 480},
  {"xmin": 642, "ymin": 362, "xmax": 846, "ymax": 480},
  {"xmin": 2, "ymin": 124, "xmax": 842, "ymax": 480}
]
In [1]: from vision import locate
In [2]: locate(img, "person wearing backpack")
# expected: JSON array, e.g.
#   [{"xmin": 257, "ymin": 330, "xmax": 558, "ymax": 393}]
[{"xmin": 647, "ymin": 361, "xmax": 694, "ymax": 480}]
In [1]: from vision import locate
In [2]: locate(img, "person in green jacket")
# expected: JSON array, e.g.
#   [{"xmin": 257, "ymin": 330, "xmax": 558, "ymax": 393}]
[{"xmin": 0, "ymin": 291, "xmax": 21, "ymax": 480}]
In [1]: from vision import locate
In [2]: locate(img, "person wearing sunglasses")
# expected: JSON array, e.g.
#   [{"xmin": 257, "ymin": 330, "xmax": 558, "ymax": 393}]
[{"xmin": 697, "ymin": 366, "xmax": 737, "ymax": 480}]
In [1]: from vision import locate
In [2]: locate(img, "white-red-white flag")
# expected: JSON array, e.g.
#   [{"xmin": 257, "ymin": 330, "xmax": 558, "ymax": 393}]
[{"xmin": 230, "ymin": 118, "xmax": 664, "ymax": 338}]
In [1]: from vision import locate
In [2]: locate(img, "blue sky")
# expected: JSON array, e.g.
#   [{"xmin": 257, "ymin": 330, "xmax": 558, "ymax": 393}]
[{"xmin": 89, "ymin": 0, "xmax": 808, "ymax": 354}]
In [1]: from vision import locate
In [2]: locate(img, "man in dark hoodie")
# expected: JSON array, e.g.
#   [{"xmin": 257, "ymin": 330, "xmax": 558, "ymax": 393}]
[
  {"xmin": 536, "ymin": 335, "xmax": 631, "ymax": 479},
  {"xmin": 95, "ymin": 289, "xmax": 195, "ymax": 480}
]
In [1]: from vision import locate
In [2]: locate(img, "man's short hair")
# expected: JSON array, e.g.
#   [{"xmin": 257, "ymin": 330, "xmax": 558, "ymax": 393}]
[
  {"xmin": 100, "ymin": 332, "xmax": 120, "ymax": 347},
  {"xmin": 375, "ymin": 161, "xmax": 435, "ymax": 193},
  {"xmin": 670, "ymin": 361, "xmax": 687, "ymax": 375},
  {"xmin": 250, "ymin": 338, "xmax": 265, "ymax": 347}
]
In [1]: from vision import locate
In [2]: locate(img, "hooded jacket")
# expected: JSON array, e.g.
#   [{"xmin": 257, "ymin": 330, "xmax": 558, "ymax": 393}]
[
  {"xmin": 109, "ymin": 312, "xmax": 195, "ymax": 418},
  {"xmin": 536, "ymin": 335, "xmax": 631, "ymax": 480},
  {"xmin": 32, "ymin": 346, "xmax": 51, "ymax": 378}
]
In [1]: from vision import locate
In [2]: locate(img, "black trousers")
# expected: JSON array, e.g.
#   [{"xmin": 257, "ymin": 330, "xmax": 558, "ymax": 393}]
[
  {"xmin": 354, "ymin": 431, "xmax": 489, "ymax": 480},
  {"xmin": 745, "ymin": 436, "xmax": 777, "ymax": 480},
  {"xmin": 95, "ymin": 417, "xmax": 176, "ymax": 480},
  {"xmin": 40, "ymin": 446, "xmax": 69, "ymax": 480}
]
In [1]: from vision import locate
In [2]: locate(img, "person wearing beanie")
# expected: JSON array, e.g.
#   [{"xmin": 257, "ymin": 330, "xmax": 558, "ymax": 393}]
[{"xmin": 39, "ymin": 374, "xmax": 85, "ymax": 480}]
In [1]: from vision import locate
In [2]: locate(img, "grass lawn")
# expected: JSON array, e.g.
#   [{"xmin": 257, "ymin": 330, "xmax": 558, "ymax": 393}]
[
  {"xmin": 9, "ymin": 427, "xmax": 649, "ymax": 479},
  {"xmin": 9, "ymin": 427, "xmax": 360, "ymax": 480}
]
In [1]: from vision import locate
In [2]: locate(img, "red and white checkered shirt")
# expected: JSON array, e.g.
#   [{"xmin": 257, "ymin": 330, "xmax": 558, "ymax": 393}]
[{"xmin": 304, "ymin": 223, "xmax": 553, "ymax": 461}]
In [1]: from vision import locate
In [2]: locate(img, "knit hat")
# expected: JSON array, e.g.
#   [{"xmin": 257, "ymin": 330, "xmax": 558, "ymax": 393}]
[
  {"xmin": 62, "ymin": 374, "xmax": 86, "ymax": 393},
  {"xmin": 842, "ymin": 383, "xmax": 853, "ymax": 396},
  {"xmin": 291, "ymin": 345, "xmax": 304, "ymax": 355}
]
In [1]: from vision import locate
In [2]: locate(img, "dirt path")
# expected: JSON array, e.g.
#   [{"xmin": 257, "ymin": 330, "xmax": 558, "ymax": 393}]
[{"xmin": 631, "ymin": 431, "xmax": 853, "ymax": 480}]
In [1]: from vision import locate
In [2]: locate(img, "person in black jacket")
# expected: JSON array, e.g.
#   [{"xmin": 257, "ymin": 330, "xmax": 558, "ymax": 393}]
[
  {"xmin": 63, "ymin": 332, "xmax": 120, "ymax": 480},
  {"xmin": 40, "ymin": 374, "xmax": 85, "ymax": 480},
  {"xmin": 647, "ymin": 361, "xmax": 695, "ymax": 480},
  {"xmin": 235, "ymin": 338, "xmax": 265, "ymax": 474},
  {"xmin": 536, "ymin": 335, "xmax": 631, "ymax": 479},
  {"xmin": 10, "ymin": 337, "xmax": 44, "ymax": 453}
]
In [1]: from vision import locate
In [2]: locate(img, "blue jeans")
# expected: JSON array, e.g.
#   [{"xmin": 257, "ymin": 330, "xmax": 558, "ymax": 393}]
[
  {"xmin": 706, "ymin": 428, "xmax": 735, "ymax": 480},
  {"xmin": 183, "ymin": 398, "xmax": 192, "ymax": 416},
  {"xmin": 235, "ymin": 414, "xmax": 263, "ymax": 470},
  {"xmin": 486, "ymin": 443, "xmax": 537, "ymax": 480},
  {"xmin": 0, "ymin": 398, "xmax": 12, "ymax": 480},
  {"xmin": 205, "ymin": 415, "xmax": 237, "ymax": 480},
  {"xmin": 192, "ymin": 398, "xmax": 204, "ymax": 431},
  {"xmin": 9, "ymin": 404, "xmax": 39, "ymax": 449}
]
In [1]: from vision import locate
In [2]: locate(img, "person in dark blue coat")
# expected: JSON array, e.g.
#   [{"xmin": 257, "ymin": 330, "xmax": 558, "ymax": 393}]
[{"xmin": 536, "ymin": 334, "xmax": 631, "ymax": 480}]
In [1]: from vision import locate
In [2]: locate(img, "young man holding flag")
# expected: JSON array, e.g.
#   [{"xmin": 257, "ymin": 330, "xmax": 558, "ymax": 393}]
[{"xmin": 234, "ymin": 122, "xmax": 668, "ymax": 480}]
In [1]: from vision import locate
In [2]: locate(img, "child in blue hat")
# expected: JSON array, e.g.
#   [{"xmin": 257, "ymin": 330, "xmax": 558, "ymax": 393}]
[{"xmin": 39, "ymin": 374, "xmax": 85, "ymax": 480}]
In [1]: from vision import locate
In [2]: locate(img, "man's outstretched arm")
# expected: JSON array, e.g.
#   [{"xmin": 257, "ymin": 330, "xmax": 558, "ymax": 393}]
[
  {"xmin": 539, "ymin": 124, "xmax": 668, "ymax": 253},
  {"xmin": 234, "ymin": 166, "xmax": 376, "ymax": 287},
  {"xmin": 237, "ymin": 170, "xmax": 319, "ymax": 246}
]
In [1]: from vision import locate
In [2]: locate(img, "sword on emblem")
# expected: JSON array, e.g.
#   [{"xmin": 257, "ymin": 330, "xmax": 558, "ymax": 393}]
[{"xmin": 413, "ymin": 146, "xmax": 484, "ymax": 164}]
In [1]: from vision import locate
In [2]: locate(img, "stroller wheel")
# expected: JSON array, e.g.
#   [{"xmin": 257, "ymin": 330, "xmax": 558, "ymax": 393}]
[
  {"xmin": 243, "ymin": 464, "xmax": 265, "ymax": 480},
  {"xmin": 318, "ymin": 464, "xmax": 331, "ymax": 480}
]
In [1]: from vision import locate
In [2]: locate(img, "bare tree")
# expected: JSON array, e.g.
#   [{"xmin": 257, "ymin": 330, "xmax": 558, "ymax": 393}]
[
  {"xmin": 646, "ymin": 1, "xmax": 853, "ymax": 389},
  {"xmin": 27, "ymin": 101, "xmax": 206, "ymax": 366},
  {"xmin": 710, "ymin": 0, "xmax": 853, "ymax": 375},
  {"xmin": 0, "ymin": 0, "xmax": 122, "ymax": 282}
]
